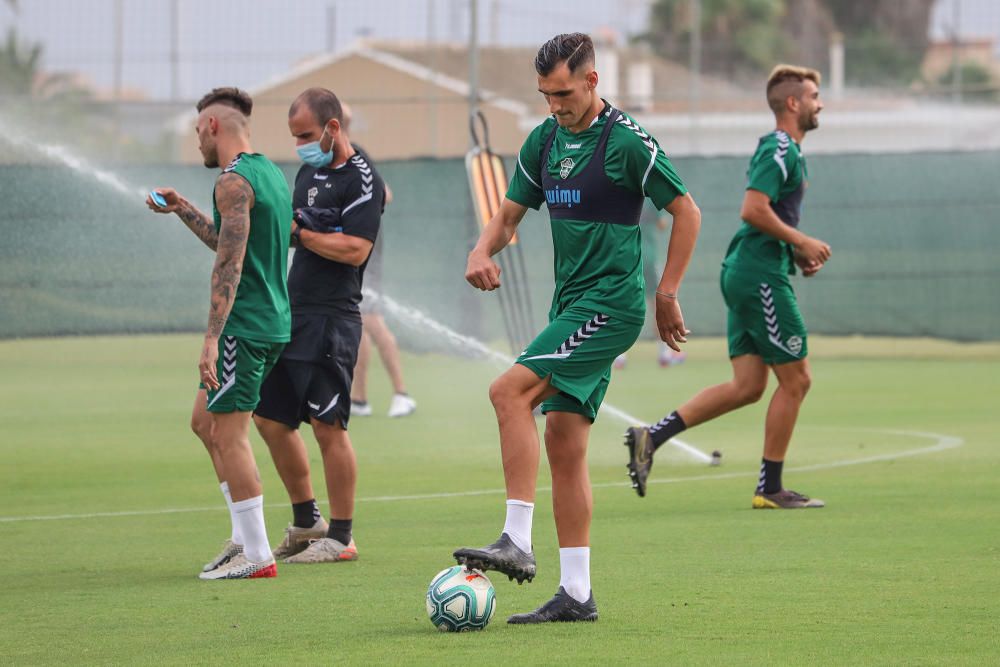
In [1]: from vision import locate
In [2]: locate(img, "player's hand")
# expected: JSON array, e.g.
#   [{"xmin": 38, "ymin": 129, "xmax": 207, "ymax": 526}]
[
  {"xmin": 655, "ymin": 295, "xmax": 690, "ymax": 352},
  {"xmin": 794, "ymin": 236, "xmax": 831, "ymax": 265},
  {"xmin": 147, "ymin": 188, "xmax": 180, "ymax": 213},
  {"xmin": 199, "ymin": 336, "xmax": 220, "ymax": 391},
  {"xmin": 465, "ymin": 251, "xmax": 501, "ymax": 291},
  {"xmin": 801, "ymin": 264, "xmax": 822, "ymax": 277},
  {"xmin": 794, "ymin": 250, "xmax": 825, "ymax": 277}
]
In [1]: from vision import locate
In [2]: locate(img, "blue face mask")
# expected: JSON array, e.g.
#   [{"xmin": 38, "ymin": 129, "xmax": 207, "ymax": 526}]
[{"xmin": 296, "ymin": 127, "xmax": 334, "ymax": 167}]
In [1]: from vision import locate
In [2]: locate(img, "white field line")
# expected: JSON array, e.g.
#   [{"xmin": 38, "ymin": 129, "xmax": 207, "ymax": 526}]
[{"xmin": 0, "ymin": 429, "xmax": 962, "ymax": 524}]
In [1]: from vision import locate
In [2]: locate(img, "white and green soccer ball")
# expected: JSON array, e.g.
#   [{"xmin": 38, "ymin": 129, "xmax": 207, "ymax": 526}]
[{"xmin": 425, "ymin": 565, "xmax": 496, "ymax": 632}]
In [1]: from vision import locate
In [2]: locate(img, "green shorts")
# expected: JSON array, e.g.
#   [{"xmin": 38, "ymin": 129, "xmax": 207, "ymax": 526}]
[
  {"xmin": 721, "ymin": 267, "xmax": 807, "ymax": 365},
  {"xmin": 516, "ymin": 307, "xmax": 642, "ymax": 421},
  {"xmin": 205, "ymin": 335, "xmax": 285, "ymax": 414}
]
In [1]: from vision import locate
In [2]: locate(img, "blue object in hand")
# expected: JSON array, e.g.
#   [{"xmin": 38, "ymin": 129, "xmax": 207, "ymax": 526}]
[{"xmin": 150, "ymin": 190, "xmax": 167, "ymax": 208}]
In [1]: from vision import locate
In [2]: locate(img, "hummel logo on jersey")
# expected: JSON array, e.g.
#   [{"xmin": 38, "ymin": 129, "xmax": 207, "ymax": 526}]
[
  {"xmin": 545, "ymin": 185, "xmax": 581, "ymax": 207},
  {"xmin": 559, "ymin": 157, "xmax": 575, "ymax": 179},
  {"xmin": 223, "ymin": 155, "xmax": 242, "ymax": 173},
  {"xmin": 564, "ymin": 142, "xmax": 582, "ymax": 149}
]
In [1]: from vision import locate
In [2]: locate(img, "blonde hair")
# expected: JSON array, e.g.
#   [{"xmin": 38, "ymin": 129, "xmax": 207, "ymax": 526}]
[{"xmin": 766, "ymin": 64, "xmax": 821, "ymax": 114}]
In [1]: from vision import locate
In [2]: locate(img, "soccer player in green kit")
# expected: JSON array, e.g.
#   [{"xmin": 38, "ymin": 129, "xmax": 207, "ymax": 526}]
[
  {"xmin": 454, "ymin": 33, "xmax": 701, "ymax": 623},
  {"xmin": 624, "ymin": 65, "xmax": 832, "ymax": 509},
  {"xmin": 147, "ymin": 87, "xmax": 292, "ymax": 579}
]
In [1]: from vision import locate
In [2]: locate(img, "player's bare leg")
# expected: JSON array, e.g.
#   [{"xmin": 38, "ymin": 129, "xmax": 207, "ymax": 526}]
[
  {"xmin": 284, "ymin": 419, "xmax": 359, "ymax": 563},
  {"xmin": 365, "ymin": 314, "xmax": 416, "ymax": 417},
  {"xmin": 254, "ymin": 415, "xmax": 328, "ymax": 559},
  {"xmin": 200, "ymin": 411, "xmax": 275, "ymax": 579},
  {"xmin": 312, "ymin": 419, "xmax": 357, "ymax": 522},
  {"xmin": 255, "ymin": 416, "xmax": 314, "ymax": 503},
  {"xmin": 626, "ymin": 355, "xmax": 767, "ymax": 496},
  {"xmin": 191, "ymin": 389, "xmax": 222, "ymax": 479},
  {"xmin": 544, "ymin": 412, "xmax": 592, "ymax": 548},
  {"xmin": 191, "ymin": 389, "xmax": 245, "ymax": 572},
  {"xmin": 350, "ymin": 329, "xmax": 373, "ymax": 415},
  {"xmin": 753, "ymin": 359, "xmax": 824, "ymax": 509},
  {"xmin": 454, "ymin": 364, "xmax": 558, "ymax": 583},
  {"xmin": 677, "ymin": 355, "xmax": 769, "ymax": 426},
  {"xmin": 364, "ymin": 314, "xmax": 407, "ymax": 395},
  {"xmin": 508, "ymin": 410, "xmax": 598, "ymax": 624},
  {"xmin": 490, "ymin": 364, "xmax": 559, "ymax": 502}
]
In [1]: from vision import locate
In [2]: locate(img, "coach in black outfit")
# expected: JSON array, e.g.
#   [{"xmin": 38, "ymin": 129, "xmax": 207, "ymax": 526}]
[{"xmin": 253, "ymin": 87, "xmax": 384, "ymax": 564}]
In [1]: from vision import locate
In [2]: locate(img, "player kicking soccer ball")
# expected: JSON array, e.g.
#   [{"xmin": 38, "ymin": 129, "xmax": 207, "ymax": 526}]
[
  {"xmin": 625, "ymin": 65, "xmax": 831, "ymax": 509},
  {"xmin": 454, "ymin": 33, "xmax": 700, "ymax": 623}
]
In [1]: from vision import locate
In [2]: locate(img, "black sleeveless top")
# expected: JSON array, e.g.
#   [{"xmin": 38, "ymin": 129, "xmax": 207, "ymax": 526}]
[{"xmin": 540, "ymin": 108, "xmax": 644, "ymax": 226}]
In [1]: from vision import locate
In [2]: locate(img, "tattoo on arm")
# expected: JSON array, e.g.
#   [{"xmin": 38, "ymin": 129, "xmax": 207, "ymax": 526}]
[
  {"xmin": 206, "ymin": 173, "xmax": 253, "ymax": 338},
  {"xmin": 176, "ymin": 200, "xmax": 219, "ymax": 250}
]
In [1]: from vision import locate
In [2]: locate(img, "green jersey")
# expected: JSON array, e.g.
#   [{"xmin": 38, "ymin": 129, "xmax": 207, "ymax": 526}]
[
  {"xmin": 723, "ymin": 130, "xmax": 808, "ymax": 277},
  {"xmin": 507, "ymin": 104, "xmax": 687, "ymax": 324},
  {"xmin": 212, "ymin": 152, "xmax": 292, "ymax": 343}
]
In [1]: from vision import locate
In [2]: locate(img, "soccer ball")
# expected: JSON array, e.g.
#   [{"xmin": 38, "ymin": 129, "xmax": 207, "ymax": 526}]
[{"xmin": 425, "ymin": 565, "xmax": 496, "ymax": 632}]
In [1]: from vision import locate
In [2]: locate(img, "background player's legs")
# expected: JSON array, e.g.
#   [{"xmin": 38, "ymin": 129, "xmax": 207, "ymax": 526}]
[
  {"xmin": 364, "ymin": 313, "xmax": 408, "ymax": 396},
  {"xmin": 677, "ymin": 354, "xmax": 769, "ymax": 427},
  {"xmin": 756, "ymin": 358, "xmax": 812, "ymax": 493},
  {"xmin": 212, "ymin": 411, "xmax": 271, "ymax": 564},
  {"xmin": 353, "ymin": 313, "xmax": 415, "ymax": 417},
  {"xmin": 351, "ymin": 329, "xmax": 373, "ymax": 407},
  {"xmin": 626, "ymin": 354, "xmax": 768, "ymax": 496}
]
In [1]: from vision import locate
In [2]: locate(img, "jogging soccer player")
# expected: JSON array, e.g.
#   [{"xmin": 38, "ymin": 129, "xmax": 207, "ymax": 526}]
[
  {"xmin": 454, "ymin": 33, "xmax": 701, "ymax": 623},
  {"xmin": 253, "ymin": 87, "xmax": 383, "ymax": 564},
  {"xmin": 147, "ymin": 87, "xmax": 292, "ymax": 579},
  {"xmin": 624, "ymin": 64, "xmax": 832, "ymax": 508}
]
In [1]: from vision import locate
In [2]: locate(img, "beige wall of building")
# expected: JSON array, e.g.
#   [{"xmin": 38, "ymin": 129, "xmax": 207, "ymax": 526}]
[{"xmin": 176, "ymin": 52, "xmax": 525, "ymax": 164}]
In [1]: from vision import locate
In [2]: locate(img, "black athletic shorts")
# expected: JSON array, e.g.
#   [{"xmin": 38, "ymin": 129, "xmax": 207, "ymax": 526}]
[{"xmin": 255, "ymin": 312, "xmax": 362, "ymax": 429}]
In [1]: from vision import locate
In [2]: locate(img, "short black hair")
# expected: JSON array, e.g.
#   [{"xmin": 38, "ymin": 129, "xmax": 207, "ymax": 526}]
[
  {"xmin": 195, "ymin": 87, "xmax": 253, "ymax": 116},
  {"xmin": 534, "ymin": 33, "xmax": 595, "ymax": 76},
  {"xmin": 289, "ymin": 87, "xmax": 343, "ymax": 128}
]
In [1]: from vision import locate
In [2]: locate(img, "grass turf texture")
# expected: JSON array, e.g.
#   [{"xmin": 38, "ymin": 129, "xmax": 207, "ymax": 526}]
[{"xmin": 1, "ymin": 334, "xmax": 998, "ymax": 665}]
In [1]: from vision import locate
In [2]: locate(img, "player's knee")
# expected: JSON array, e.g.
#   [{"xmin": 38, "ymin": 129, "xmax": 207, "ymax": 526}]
[
  {"xmin": 251, "ymin": 413, "xmax": 272, "ymax": 434},
  {"xmin": 795, "ymin": 370, "xmax": 813, "ymax": 398},
  {"xmin": 779, "ymin": 368, "xmax": 812, "ymax": 399},
  {"xmin": 736, "ymin": 380, "xmax": 767, "ymax": 406},
  {"xmin": 190, "ymin": 414, "xmax": 212, "ymax": 445},
  {"xmin": 488, "ymin": 378, "xmax": 510, "ymax": 411}
]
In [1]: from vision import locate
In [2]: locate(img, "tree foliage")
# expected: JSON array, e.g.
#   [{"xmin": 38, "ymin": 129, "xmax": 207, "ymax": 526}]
[{"xmin": 642, "ymin": 0, "xmax": 937, "ymax": 86}]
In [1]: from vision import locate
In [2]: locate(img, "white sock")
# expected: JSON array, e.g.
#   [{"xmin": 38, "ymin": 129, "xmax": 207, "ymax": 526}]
[
  {"xmin": 502, "ymin": 499, "xmax": 534, "ymax": 553},
  {"xmin": 231, "ymin": 495, "xmax": 270, "ymax": 563},
  {"xmin": 219, "ymin": 482, "xmax": 242, "ymax": 545},
  {"xmin": 559, "ymin": 546, "xmax": 591, "ymax": 603}
]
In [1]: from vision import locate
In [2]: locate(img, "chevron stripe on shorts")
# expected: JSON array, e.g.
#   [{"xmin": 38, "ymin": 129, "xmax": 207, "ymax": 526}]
[
  {"xmin": 759, "ymin": 283, "xmax": 800, "ymax": 358},
  {"xmin": 553, "ymin": 313, "xmax": 610, "ymax": 357}
]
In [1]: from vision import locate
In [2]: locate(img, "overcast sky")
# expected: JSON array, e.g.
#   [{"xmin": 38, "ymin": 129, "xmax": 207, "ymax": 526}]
[
  {"xmin": 1, "ymin": 0, "xmax": 998, "ymax": 102},
  {"xmin": 0, "ymin": 0, "xmax": 653, "ymax": 101}
]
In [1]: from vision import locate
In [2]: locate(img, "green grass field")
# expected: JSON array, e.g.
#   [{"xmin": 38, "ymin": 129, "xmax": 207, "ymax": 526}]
[{"xmin": 2, "ymin": 334, "xmax": 998, "ymax": 665}]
